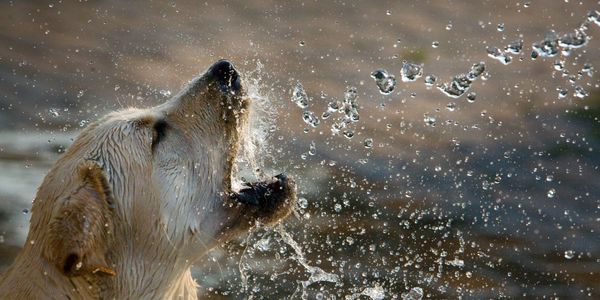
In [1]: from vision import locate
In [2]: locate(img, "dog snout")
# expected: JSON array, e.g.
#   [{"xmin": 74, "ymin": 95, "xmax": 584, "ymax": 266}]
[{"xmin": 208, "ymin": 59, "xmax": 242, "ymax": 94}]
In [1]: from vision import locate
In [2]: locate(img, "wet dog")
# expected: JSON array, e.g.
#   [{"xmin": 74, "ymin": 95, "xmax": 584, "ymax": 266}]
[{"xmin": 0, "ymin": 60, "xmax": 296, "ymax": 299}]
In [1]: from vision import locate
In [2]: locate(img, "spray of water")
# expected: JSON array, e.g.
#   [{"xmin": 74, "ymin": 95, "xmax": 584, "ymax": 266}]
[
  {"xmin": 234, "ymin": 62, "xmax": 339, "ymax": 298},
  {"xmin": 235, "ymin": 60, "xmax": 276, "ymax": 183},
  {"xmin": 274, "ymin": 224, "xmax": 340, "ymax": 299}
]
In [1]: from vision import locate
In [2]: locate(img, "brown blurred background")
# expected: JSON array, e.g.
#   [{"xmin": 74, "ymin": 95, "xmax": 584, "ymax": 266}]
[{"xmin": 1, "ymin": 1, "xmax": 600, "ymax": 299}]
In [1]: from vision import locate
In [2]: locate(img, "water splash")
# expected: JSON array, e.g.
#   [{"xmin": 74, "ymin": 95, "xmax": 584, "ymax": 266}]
[
  {"xmin": 437, "ymin": 62, "xmax": 485, "ymax": 98},
  {"xmin": 531, "ymin": 31, "xmax": 560, "ymax": 58},
  {"xmin": 234, "ymin": 61, "xmax": 280, "ymax": 182},
  {"xmin": 328, "ymin": 86, "xmax": 360, "ymax": 137},
  {"xmin": 346, "ymin": 285, "xmax": 386, "ymax": 300},
  {"xmin": 274, "ymin": 225, "xmax": 340, "ymax": 299},
  {"xmin": 401, "ymin": 287, "xmax": 424, "ymax": 300},
  {"xmin": 291, "ymin": 82, "xmax": 309, "ymax": 108},
  {"xmin": 558, "ymin": 28, "xmax": 588, "ymax": 50}
]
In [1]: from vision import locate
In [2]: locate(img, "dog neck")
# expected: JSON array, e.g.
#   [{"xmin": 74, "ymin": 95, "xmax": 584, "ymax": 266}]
[
  {"xmin": 0, "ymin": 243, "xmax": 199, "ymax": 299},
  {"xmin": 104, "ymin": 251, "xmax": 199, "ymax": 299}
]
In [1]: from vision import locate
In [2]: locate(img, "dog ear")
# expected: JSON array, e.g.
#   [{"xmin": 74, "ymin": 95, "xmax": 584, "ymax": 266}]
[{"xmin": 46, "ymin": 161, "xmax": 116, "ymax": 277}]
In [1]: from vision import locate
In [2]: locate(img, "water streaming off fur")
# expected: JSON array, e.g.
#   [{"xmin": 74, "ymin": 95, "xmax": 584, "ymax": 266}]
[{"xmin": 233, "ymin": 62, "xmax": 340, "ymax": 298}]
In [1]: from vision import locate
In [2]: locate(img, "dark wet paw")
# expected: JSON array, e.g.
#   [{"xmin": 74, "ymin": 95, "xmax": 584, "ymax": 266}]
[{"xmin": 234, "ymin": 173, "xmax": 296, "ymax": 224}]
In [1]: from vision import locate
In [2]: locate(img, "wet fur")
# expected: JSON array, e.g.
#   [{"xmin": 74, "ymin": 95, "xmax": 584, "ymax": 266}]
[{"xmin": 0, "ymin": 61, "xmax": 295, "ymax": 299}]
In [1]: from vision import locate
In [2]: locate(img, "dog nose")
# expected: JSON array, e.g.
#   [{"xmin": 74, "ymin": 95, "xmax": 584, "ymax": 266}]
[{"xmin": 208, "ymin": 59, "xmax": 242, "ymax": 93}]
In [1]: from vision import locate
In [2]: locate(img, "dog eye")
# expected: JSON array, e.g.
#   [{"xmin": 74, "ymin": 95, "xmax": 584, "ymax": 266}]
[{"xmin": 151, "ymin": 120, "xmax": 168, "ymax": 150}]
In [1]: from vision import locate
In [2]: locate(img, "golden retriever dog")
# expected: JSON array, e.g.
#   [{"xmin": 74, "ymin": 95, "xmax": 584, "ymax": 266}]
[{"xmin": 0, "ymin": 60, "xmax": 296, "ymax": 299}]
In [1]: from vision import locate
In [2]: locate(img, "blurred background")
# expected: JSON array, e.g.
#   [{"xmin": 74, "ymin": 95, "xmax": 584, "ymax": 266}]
[{"xmin": 1, "ymin": 1, "xmax": 600, "ymax": 299}]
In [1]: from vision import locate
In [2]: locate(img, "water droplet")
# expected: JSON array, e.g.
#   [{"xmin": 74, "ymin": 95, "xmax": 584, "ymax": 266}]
[
  {"xmin": 334, "ymin": 203, "xmax": 342, "ymax": 212},
  {"xmin": 466, "ymin": 92, "xmax": 477, "ymax": 102},
  {"xmin": 159, "ymin": 89, "xmax": 171, "ymax": 97},
  {"xmin": 445, "ymin": 23, "xmax": 453, "ymax": 30},
  {"xmin": 326, "ymin": 101, "xmax": 340, "ymax": 113},
  {"xmin": 504, "ymin": 39, "xmax": 523, "ymax": 54},
  {"xmin": 299, "ymin": 41, "xmax": 305, "ymax": 46},
  {"xmin": 446, "ymin": 102, "xmax": 456, "ymax": 111},
  {"xmin": 431, "ymin": 41, "xmax": 439, "ymax": 48},
  {"xmin": 574, "ymin": 86, "xmax": 588, "ymax": 99},
  {"xmin": 308, "ymin": 141, "xmax": 316, "ymax": 155},
  {"xmin": 547, "ymin": 188, "xmax": 556, "ymax": 198},
  {"xmin": 22, "ymin": 209, "xmax": 29, "ymax": 214},
  {"xmin": 255, "ymin": 238, "xmax": 271, "ymax": 252},
  {"xmin": 361, "ymin": 285, "xmax": 385, "ymax": 300},
  {"xmin": 497, "ymin": 23, "xmax": 505, "ymax": 32},
  {"xmin": 468, "ymin": 62, "xmax": 486, "ymax": 80},
  {"xmin": 487, "ymin": 47, "xmax": 512, "ymax": 65},
  {"xmin": 447, "ymin": 257, "xmax": 465, "ymax": 267},
  {"xmin": 291, "ymin": 82, "xmax": 309, "ymax": 108},
  {"xmin": 386, "ymin": 10, "xmax": 391, "ymax": 16},
  {"xmin": 437, "ymin": 62, "xmax": 485, "ymax": 98},
  {"xmin": 400, "ymin": 62, "xmax": 424, "ymax": 82},
  {"xmin": 48, "ymin": 108, "xmax": 59, "ymax": 117},
  {"xmin": 558, "ymin": 29, "xmax": 588, "ymax": 50},
  {"xmin": 582, "ymin": 63, "xmax": 594, "ymax": 77},
  {"xmin": 424, "ymin": 74, "xmax": 437, "ymax": 87},
  {"xmin": 557, "ymin": 88, "xmax": 568, "ymax": 99},
  {"xmin": 343, "ymin": 130, "xmax": 355, "ymax": 139},
  {"xmin": 303, "ymin": 111, "xmax": 320, "ymax": 127},
  {"xmin": 371, "ymin": 68, "xmax": 397, "ymax": 95},
  {"xmin": 341, "ymin": 86, "xmax": 360, "ymax": 123},
  {"xmin": 401, "ymin": 287, "xmax": 423, "ymax": 300},
  {"xmin": 438, "ymin": 75, "xmax": 471, "ymax": 98},
  {"xmin": 344, "ymin": 86, "xmax": 358, "ymax": 105},
  {"xmin": 297, "ymin": 197, "xmax": 308, "ymax": 209},
  {"xmin": 587, "ymin": 10, "xmax": 600, "ymax": 26},
  {"xmin": 363, "ymin": 138, "xmax": 373, "ymax": 148},
  {"xmin": 77, "ymin": 90, "xmax": 85, "ymax": 98},
  {"xmin": 564, "ymin": 250, "xmax": 575, "ymax": 259},
  {"xmin": 345, "ymin": 236, "xmax": 354, "ymax": 245},
  {"xmin": 531, "ymin": 31, "xmax": 559, "ymax": 58},
  {"xmin": 331, "ymin": 122, "xmax": 344, "ymax": 135},
  {"xmin": 424, "ymin": 115, "xmax": 436, "ymax": 127},
  {"xmin": 553, "ymin": 60, "xmax": 565, "ymax": 71}
]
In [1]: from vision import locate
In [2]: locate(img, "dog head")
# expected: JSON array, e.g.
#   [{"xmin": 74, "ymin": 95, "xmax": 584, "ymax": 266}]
[{"xmin": 30, "ymin": 60, "xmax": 295, "ymax": 278}]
